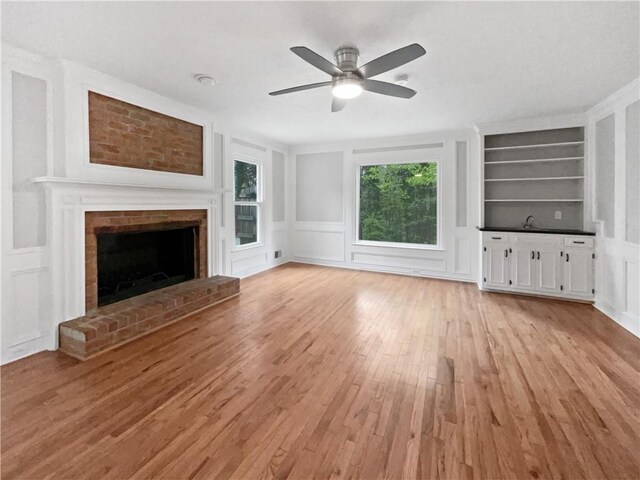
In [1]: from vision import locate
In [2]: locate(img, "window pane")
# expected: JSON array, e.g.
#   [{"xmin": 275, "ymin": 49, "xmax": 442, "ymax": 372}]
[
  {"xmin": 359, "ymin": 162, "xmax": 438, "ymax": 245},
  {"xmin": 234, "ymin": 160, "xmax": 258, "ymax": 201},
  {"xmin": 235, "ymin": 205, "xmax": 258, "ymax": 245}
]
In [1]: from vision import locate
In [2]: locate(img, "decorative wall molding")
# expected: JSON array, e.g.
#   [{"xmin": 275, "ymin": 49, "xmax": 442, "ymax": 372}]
[
  {"xmin": 290, "ymin": 130, "xmax": 479, "ymax": 283},
  {"xmin": 587, "ymin": 77, "xmax": 640, "ymax": 337}
]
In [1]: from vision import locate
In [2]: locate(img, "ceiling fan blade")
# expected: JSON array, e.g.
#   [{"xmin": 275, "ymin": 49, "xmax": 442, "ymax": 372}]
[
  {"xmin": 290, "ymin": 46, "xmax": 343, "ymax": 76},
  {"xmin": 363, "ymin": 79, "xmax": 417, "ymax": 99},
  {"xmin": 331, "ymin": 97, "xmax": 346, "ymax": 112},
  {"xmin": 269, "ymin": 81, "xmax": 332, "ymax": 96},
  {"xmin": 358, "ymin": 43, "xmax": 426, "ymax": 79}
]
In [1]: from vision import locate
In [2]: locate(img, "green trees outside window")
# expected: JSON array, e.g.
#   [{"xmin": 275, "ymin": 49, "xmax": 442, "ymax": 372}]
[
  {"xmin": 234, "ymin": 160, "xmax": 259, "ymax": 246},
  {"xmin": 359, "ymin": 162, "xmax": 438, "ymax": 245}
]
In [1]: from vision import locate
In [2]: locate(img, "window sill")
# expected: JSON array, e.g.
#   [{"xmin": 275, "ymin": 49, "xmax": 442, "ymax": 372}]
[
  {"xmin": 232, "ymin": 242, "xmax": 265, "ymax": 253},
  {"xmin": 352, "ymin": 241, "xmax": 445, "ymax": 252}
]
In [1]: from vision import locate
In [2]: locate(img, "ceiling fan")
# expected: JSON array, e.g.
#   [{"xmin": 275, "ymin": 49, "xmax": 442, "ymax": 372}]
[{"xmin": 269, "ymin": 44, "xmax": 426, "ymax": 112}]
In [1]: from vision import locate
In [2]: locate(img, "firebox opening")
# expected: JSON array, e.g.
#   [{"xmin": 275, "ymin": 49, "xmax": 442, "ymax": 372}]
[{"xmin": 97, "ymin": 227, "xmax": 196, "ymax": 306}]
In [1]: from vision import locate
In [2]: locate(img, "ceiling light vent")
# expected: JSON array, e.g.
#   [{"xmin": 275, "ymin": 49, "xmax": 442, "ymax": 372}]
[{"xmin": 194, "ymin": 74, "xmax": 216, "ymax": 86}]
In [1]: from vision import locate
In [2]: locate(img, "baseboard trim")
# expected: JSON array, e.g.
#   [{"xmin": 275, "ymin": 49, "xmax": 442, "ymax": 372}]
[
  {"xmin": 595, "ymin": 301, "xmax": 640, "ymax": 338},
  {"xmin": 480, "ymin": 286, "xmax": 594, "ymax": 304},
  {"xmin": 291, "ymin": 257, "xmax": 477, "ymax": 284}
]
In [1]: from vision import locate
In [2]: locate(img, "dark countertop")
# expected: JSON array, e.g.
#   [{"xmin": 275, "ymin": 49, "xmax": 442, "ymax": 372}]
[{"xmin": 477, "ymin": 226, "xmax": 596, "ymax": 236}]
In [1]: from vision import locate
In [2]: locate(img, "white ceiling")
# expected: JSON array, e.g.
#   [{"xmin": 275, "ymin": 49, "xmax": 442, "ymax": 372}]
[{"xmin": 2, "ymin": 1, "xmax": 639, "ymax": 146}]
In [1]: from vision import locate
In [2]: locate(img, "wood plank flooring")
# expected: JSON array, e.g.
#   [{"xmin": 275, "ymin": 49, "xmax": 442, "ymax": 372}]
[{"xmin": 2, "ymin": 263, "xmax": 639, "ymax": 480}]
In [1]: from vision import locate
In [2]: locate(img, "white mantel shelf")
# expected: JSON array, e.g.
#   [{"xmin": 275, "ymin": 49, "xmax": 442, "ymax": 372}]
[{"xmin": 33, "ymin": 176, "xmax": 226, "ymax": 194}]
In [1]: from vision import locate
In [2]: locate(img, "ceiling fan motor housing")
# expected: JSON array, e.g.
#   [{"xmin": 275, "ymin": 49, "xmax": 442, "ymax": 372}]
[{"xmin": 335, "ymin": 47, "xmax": 360, "ymax": 72}]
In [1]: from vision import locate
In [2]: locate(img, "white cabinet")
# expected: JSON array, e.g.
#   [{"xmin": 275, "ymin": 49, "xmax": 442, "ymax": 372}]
[
  {"xmin": 562, "ymin": 248, "xmax": 594, "ymax": 298},
  {"xmin": 511, "ymin": 244, "xmax": 536, "ymax": 291},
  {"xmin": 481, "ymin": 232, "xmax": 594, "ymax": 301},
  {"xmin": 483, "ymin": 238, "xmax": 510, "ymax": 289},
  {"xmin": 536, "ymin": 246, "xmax": 563, "ymax": 294}
]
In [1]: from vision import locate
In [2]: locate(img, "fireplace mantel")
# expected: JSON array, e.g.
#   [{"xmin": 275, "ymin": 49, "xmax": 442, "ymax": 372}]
[
  {"xmin": 33, "ymin": 176, "xmax": 227, "ymax": 194},
  {"xmin": 39, "ymin": 175, "xmax": 219, "ymax": 351}
]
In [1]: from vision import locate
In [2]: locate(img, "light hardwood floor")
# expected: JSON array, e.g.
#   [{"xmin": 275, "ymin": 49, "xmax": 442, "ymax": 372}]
[{"xmin": 2, "ymin": 263, "xmax": 639, "ymax": 480}]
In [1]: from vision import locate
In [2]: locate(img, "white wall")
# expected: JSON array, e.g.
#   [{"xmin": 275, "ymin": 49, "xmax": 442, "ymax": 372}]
[
  {"xmin": 217, "ymin": 134, "xmax": 292, "ymax": 279},
  {"xmin": 290, "ymin": 131, "xmax": 480, "ymax": 282},
  {"xmin": 2, "ymin": 45, "xmax": 57, "ymax": 363},
  {"xmin": 587, "ymin": 78, "xmax": 640, "ymax": 336},
  {"xmin": 1, "ymin": 44, "xmax": 291, "ymax": 363}
]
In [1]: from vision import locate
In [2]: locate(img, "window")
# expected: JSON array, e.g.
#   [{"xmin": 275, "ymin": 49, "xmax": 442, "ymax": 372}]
[
  {"xmin": 234, "ymin": 159, "xmax": 261, "ymax": 246},
  {"xmin": 357, "ymin": 161, "xmax": 439, "ymax": 246}
]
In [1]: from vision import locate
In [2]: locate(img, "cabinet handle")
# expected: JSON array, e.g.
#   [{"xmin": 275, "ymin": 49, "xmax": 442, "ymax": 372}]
[
  {"xmin": 566, "ymin": 253, "xmax": 570, "ymax": 262},
  {"xmin": 505, "ymin": 249, "xmax": 508, "ymax": 258},
  {"xmin": 531, "ymin": 251, "xmax": 535, "ymax": 259},
  {"xmin": 537, "ymin": 251, "xmax": 540, "ymax": 260},
  {"xmin": 492, "ymin": 236, "xmax": 502, "ymax": 240},
  {"xmin": 574, "ymin": 241, "xmax": 585, "ymax": 244}
]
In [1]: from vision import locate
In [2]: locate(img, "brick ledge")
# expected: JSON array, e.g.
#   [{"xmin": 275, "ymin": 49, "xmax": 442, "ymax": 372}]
[
  {"xmin": 59, "ymin": 276, "xmax": 239, "ymax": 360},
  {"xmin": 60, "ymin": 293, "xmax": 240, "ymax": 361}
]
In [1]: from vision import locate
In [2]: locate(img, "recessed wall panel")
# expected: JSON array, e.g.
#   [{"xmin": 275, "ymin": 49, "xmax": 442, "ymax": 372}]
[
  {"xmin": 626, "ymin": 261, "xmax": 640, "ymax": 318},
  {"xmin": 296, "ymin": 152, "xmax": 343, "ymax": 223},
  {"xmin": 352, "ymin": 252, "xmax": 445, "ymax": 272},
  {"xmin": 10, "ymin": 269, "xmax": 47, "ymax": 342},
  {"xmin": 294, "ymin": 230, "xmax": 345, "ymax": 262},
  {"xmin": 12, "ymin": 72, "xmax": 47, "ymax": 249},
  {"xmin": 595, "ymin": 114, "xmax": 616, "ymax": 238},
  {"xmin": 625, "ymin": 101, "xmax": 639, "ymax": 244},
  {"xmin": 272, "ymin": 151, "xmax": 285, "ymax": 223},
  {"xmin": 456, "ymin": 141, "xmax": 467, "ymax": 227}
]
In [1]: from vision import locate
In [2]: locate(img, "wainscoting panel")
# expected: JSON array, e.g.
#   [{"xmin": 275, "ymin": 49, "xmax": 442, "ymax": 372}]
[
  {"xmin": 231, "ymin": 251, "xmax": 269, "ymax": 276},
  {"xmin": 9, "ymin": 268, "xmax": 48, "ymax": 343},
  {"xmin": 272, "ymin": 229, "xmax": 289, "ymax": 259},
  {"xmin": 625, "ymin": 260, "xmax": 640, "ymax": 320},
  {"xmin": 294, "ymin": 230, "xmax": 345, "ymax": 262},
  {"xmin": 454, "ymin": 236, "xmax": 471, "ymax": 274},
  {"xmin": 352, "ymin": 251, "xmax": 446, "ymax": 272}
]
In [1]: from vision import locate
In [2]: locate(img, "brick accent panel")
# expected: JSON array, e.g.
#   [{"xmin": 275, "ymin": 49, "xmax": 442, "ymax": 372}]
[
  {"xmin": 85, "ymin": 210, "xmax": 208, "ymax": 311},
  {"xmin": 88, "ymin": 91, "xmax": 204, "ymax": 175},
  {"xmin": 59, "ymin": 276, "xmax": 240, "ymax": 360}
]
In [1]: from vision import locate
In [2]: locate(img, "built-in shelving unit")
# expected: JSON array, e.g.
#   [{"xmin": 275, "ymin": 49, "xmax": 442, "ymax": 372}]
[
  {"xmin": 484, "ymin": 176, "xmax": 584, "ymax": 182},
  {"xmin": 483, "ymin": 127, "xmax": 585, "ymax": 230},
  {"xmin": 484, "ymin": 198, "xmax": 584, "ymax": 202},
  {"xmin": 484, "ymin": 156, "xmax": 583, "ymax": 165},
  {"xmin": 484, "ymin": 141, "xmax": 584, "ymax": 151}
]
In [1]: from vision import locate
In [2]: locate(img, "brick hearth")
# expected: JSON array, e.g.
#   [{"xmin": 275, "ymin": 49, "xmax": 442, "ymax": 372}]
[{"xmin": 59, "ymin": 276, "xmax": 239, "ymax": 360}]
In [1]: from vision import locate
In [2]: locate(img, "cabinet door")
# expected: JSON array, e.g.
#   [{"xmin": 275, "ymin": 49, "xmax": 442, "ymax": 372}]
[
  {"xmin": 563, "ymin": 248, "xmax": 594, "ymax": 298},
  {"xmin": 483, "ymin": 243, "xmax": 510, "ymax": 289},
  {"xmin": 536, "ymin": 247, "xmax": 562, "ymax": 294},
  {"xmin": 511, "ymin": 246, "xmax": 536, "ymax": 291}
]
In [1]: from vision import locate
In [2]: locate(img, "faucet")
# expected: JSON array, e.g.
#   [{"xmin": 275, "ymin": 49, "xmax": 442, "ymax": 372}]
[{"xmin": 523, "ymin": 215, "xmax": 534, "ymax": 229}]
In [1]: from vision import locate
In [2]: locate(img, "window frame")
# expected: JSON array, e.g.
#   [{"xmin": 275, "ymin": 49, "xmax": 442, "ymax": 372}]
[
  {"xmin": 354, "ymin": 155, "xmax": 443, "ymax": 251},
  {"xmin": 232, "ymin": 156, "xmax": 263, "ymax": 250}
]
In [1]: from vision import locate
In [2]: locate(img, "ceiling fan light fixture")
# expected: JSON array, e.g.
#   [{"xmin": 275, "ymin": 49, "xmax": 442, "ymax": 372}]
[{"xmin": 332, "ymin": 76, "xmax": 363, "ymax": 99}]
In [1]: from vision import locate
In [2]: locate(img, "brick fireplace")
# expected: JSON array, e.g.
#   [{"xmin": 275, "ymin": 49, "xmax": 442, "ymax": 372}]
[{"xmin": 84, "ymin": 209, "xmax": 208, "ymax": 311}]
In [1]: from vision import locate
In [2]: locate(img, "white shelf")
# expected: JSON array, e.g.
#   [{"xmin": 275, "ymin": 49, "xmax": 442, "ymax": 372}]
[
  {"xmin": 484, "ymin": 156, "xmax": 583, "ymax": 165},
  {"xmin": 485, "ymin": 176, "xmax": 584, "ymax": 182},
  {"xmin": 484, "ymin": 141, "xmax": 584, "ymax": 151},
  {"xmin": 484, "ymin": 199, "xmax": 583, "ymax": 202}
]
